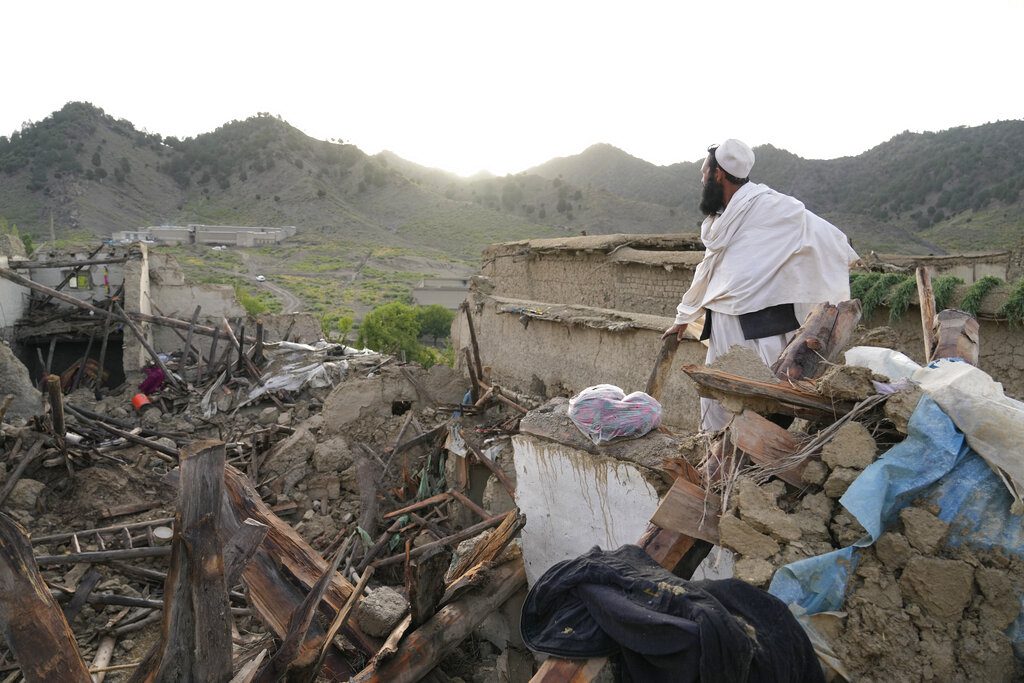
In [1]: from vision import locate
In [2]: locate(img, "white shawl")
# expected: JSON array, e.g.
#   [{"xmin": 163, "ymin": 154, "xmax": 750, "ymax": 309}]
[{"xmin": 674, "ymin": 182, "xmax": 859, "ymax": 325}]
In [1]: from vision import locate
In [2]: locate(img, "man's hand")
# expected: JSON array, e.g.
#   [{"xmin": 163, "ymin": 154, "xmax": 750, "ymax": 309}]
[{"xmin": 661, "ymin": 323, "xmax": 688, "ymax": 341}]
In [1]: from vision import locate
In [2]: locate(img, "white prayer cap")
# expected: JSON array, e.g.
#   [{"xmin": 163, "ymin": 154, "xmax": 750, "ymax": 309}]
[{"xmin": 714, "ymin": 139, "xmax": 754, "ymax": 178}]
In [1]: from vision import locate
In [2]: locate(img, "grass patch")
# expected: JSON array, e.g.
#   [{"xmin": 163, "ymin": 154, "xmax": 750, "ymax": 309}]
[
  {"xmin": 932, "ymin": 276, "xmax": 964, "ymax": 311},
  {"xmin": 998, "ymin": 277, "xmax": 1024, "ymax": 325},
  {"xmin": 861, "ymin": 273, "xmax": 907, "ymax": 319},
  {"xmin": 960, "ymin": 276, "xmax": 1003, "ymax": 316},
  {"xmin": 888, "ymin": 276, "xmax": 919, "ymax": 322}
]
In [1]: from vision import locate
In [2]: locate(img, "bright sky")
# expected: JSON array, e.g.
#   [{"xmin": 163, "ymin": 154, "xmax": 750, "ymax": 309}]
[{"xmin": 4, "ymin": 0, "xmax": 1023, "ymax": 177}]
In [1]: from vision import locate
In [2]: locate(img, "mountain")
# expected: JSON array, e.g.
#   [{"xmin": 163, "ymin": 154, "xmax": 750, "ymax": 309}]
[{"xmin": 1, "ymin": 102, "xmax": 1022, "ymax": 259}]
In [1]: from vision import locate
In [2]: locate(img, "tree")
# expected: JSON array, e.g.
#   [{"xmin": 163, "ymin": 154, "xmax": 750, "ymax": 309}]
[
  {"xmin": 358, "ymin": 302, "xmax": 422, "ymax": 359},
  {"xmin": 417, "ymin": 304, "xmax": 455, "ymax": 344}
]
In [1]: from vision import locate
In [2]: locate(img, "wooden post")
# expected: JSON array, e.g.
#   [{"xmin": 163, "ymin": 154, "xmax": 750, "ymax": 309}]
[
  {"xmin": 933, "ymin": 309, "xmax": 980, "ymax": 365},
  {"xmin": 463, "ymin": 348, "xmax": 480, "ymax": 403},
  {"xmin": 460, "ymin": 302, "xmax": 485, "ymax": 391},
  {"xmin": 205, "ymin": 328, "xmax": 220, "ymax": 383},
  {"xmin": 253, "ymin": 320, "xmax": 265, "ymax": 366},
  {"xmin": 236, "ymin": 323, "xmax": 246, "ymax": 373},
  {"xmin": 0, "ymin": 512, "xmax": 92, "ymax": 682},
  {"xmin": 46, "ymin": 375, "xmax": 67, "ymax": 457},
  {"xmin": 94, "ymin": 301, "xmax": 116, "ymax": 396},
  {"xmin": 183, "ymin": 305, "xmax": 201, "ymax": 383},
  {"xmin": 916, "ymin": 267, "xmax": 937, "ymax": 364},
  {"xmin": 129, "ymin": 440, "xmax": 233, "ymax": 683},
  {"xmin": 71, "ymin": 322, "xmax": 98, "ymax": 392},
  {"xmin": 45, "ymin": 336, "xmax": 57, "ymax": 377}
]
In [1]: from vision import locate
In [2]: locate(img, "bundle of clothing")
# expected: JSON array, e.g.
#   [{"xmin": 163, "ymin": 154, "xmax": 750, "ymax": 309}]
[{"xmin": 521, "ymin": 545, "xmax": 823, "ymax": 683}]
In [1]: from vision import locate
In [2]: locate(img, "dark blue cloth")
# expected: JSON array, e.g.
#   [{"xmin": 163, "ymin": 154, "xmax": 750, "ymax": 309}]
[{"xmin": 522, "ymin": 545, "xmax": 824, "ymax": 683}]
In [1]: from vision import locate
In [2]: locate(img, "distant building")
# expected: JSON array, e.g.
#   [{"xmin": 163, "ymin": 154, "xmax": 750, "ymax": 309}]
[
  {"xmin": 412, "ymin": 277, "xmax": 470, "ymax": 310},
  {"xmin": 112, "ymin": 224, "xmax": 297, "ymax": 247}
]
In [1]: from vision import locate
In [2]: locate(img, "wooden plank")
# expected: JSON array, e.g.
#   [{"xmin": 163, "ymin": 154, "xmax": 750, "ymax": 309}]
[
  {"xmin": 649, "ymin": 477, "xmax": 720, "ymax": 544},
  {"xmin": 916, "ymin": 267, "xmax": 937, "ymax": 364},
  {"xmin": 0, "ymin": 512, "xmax": 92, "ymax": 682},
  {"xmin": 729, "ymin": 409, "xmax": 809, "ymax": 488},
  {"xmin": 682, "ymin": 364, "xmax": 852, "ymax": 422}
]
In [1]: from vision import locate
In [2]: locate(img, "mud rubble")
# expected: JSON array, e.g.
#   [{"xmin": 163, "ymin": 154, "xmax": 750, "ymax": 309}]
[
  {"xmin": 708, "ymin": 359, "xmax": 1024, "ymax": 681},
  {"xmin": 0, "ymin": 327, "xmax": 534, "ymax": 682}
]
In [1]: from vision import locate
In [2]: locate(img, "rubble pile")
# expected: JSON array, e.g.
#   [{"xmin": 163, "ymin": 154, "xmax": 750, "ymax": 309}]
[
  {"xmin": 0, "ymin": 286, "xmax": 535, "ymax": 682},
  {"xmin": 701, "ymin": 357, "xmax": 1024, "ymax": 679}
]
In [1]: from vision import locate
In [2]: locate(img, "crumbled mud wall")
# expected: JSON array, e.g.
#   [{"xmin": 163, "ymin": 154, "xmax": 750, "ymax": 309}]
[{"xmin": 453, "ymin": 296, "xmax": 707, "ymax": 431}]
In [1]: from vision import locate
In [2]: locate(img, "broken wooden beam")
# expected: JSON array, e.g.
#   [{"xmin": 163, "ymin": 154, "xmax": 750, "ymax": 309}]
[
  {"xmin": 0, "ymin": 512, "xmax": 92, "ymax": 682},
  {"xmin": 34, "ymin": 546, "xmax": 172, "ymax": 566},
  {"xmin": 220, "ymin": 465, "xmax": 376, "ymax": 671},
  {"xmin": 728, "ymin": 409, "xmax": 810, "ymax": 488},
  {"xmin": 0, "ymin": 440, "xmax": 45, "ymax": 508},
  {"xmin": 459, "ymin": 301, "xmax": 485, "ymax": 391},
  {"xmin": 933, "ymin": 309, "xmax": 980, "ymax": 366},
  {"xmin": 771, "ymin": 300, "xmax": 862, "ymax": 381},
  {"xmin": 349, "ymin": 560, "xmax": 526, "ymax": 683},
  {"xmin": 253, "ymin": 537, "xmax": 351, "ymax": 682},
  {"xmin": 682, "ymin": 364, "xmax": 853, "ymax": 422},
  {"xmin": 649, "ymin": 478, "xmax": 720, "ymax": 544},
  {"xmin": 46, "ymin": 375, "xmax": 67, "ymax": 456},
  {"xmin": 129, "ymin": 440, "xmax": 233, "ymax": 683},
  {"xmin": 372, "ymin": 513, "xmax": 509, "ymax": 569}
]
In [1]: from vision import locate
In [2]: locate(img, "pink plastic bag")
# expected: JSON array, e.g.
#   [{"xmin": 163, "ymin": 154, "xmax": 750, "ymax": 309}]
[{"xmin": 567, "ymin": 384, "xmax": 662, "ymax": 445}]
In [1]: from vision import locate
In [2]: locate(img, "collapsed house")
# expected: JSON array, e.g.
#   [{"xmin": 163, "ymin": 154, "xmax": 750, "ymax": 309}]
[{"xmin": 2, "ymin": 233, "xmax": 1024, "ymax": 682}]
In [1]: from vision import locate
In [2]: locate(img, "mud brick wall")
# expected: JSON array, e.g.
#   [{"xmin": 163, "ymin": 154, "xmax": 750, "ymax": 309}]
[
  {"xmin": 482, "ymin": 250, "xmax": 695, "ymax": 317},
  {"xmin": 453, "ymin": 297, "xmax": 707, "ymax": 431}
]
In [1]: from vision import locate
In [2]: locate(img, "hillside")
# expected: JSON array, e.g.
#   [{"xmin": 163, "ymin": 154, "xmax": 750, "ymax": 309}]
[{"xmin": 2, "ymin": 103, "xmax": 1023, "ymax": 262}]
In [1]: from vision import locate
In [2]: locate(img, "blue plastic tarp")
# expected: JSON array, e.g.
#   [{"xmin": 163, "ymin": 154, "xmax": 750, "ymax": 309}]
[{"xmin": 769, "ymin": 395, "xmax": 1024, "ymax": 624}]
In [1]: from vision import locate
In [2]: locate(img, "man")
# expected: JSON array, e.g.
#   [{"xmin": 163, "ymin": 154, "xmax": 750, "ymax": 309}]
[{"xmin": 663, "ymin": 139, "xmax": 859, "ymax": 431}]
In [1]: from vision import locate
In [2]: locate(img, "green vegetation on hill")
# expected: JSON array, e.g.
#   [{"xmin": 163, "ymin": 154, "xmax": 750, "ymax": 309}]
[{"xmin": 2, "ymin": 101, "xmax": 1022, "ymax": 267}]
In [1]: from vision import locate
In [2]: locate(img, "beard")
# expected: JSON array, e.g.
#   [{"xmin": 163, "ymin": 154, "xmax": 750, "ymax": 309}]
[{"xmin": 699, "ymin": 174, "xmax": 725, "ymax": 216}]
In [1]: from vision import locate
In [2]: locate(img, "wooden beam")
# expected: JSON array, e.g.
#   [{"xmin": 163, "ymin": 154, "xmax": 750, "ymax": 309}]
[
  {"xmin": 220, "ymin": 466, "xmax": 376, "ymax": 665},
  {"xmin": 771, "ymin": 300, "xmax": 862, "ymax": 381},
  {"xmin": 0, "ymin": 512, "xmax": 92, "ymax": 682},
  {"xmin": 916, "ymin": 267, "xmax": 937, "ymax": 364},
  {"xmin": 649, "ymin": 478, "xmax": 720, "ymax": 544},
  {"xmin": 682, "ymin": 364, "xmax": 853, "ymax": 422},
  {"xmin": 933, "ymin": 309, "xmax": 980, "ymax": 366},
  {"xmin": 349, "ymin": 561, "xmax": 526, "ymax": 683},
  {"xmin": 128, "ymin": 440, "xmax": 232, "ymax": 683},
  {"xmin": 8, "ymin": 256, "xmax": 129, "ymax": 270},
  {"xmin": 728, "ymin": 409, "xmax": 809, "ymax": 488}
]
